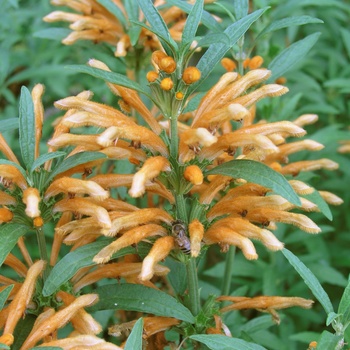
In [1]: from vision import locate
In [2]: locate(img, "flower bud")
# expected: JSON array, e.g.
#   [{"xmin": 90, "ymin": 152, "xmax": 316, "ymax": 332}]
[
  {"xmin": 249, "ymin": 55, "xmax": 264, "ymax": 69},
  {"xmin": 184, "ymin": 165, "xmax": 203, "ymax": 185},
  {"xmin": 0, "ymin": 208, "xmax": 13, "ymax": 223},
  {"xmin": 151, "ymin": 50, "xmax": 167, "ymax": 66},
  {"xmin": 182, "ymin": 67, "xmax": 201, "ymax": 84},
  {"xmin": 146, "ymin": 71, "xmax": 159, "ymax": 83},
  {"xmin": 221, "ymin": 57, "xmax": 236, "ymax": 72},
  {"xmin": 160, "ymin": 77, "xmax": 174, "ymax": 91},
  {"xmin": 159, "ymin": 57, "xmax": 176, "ymax": 73}
]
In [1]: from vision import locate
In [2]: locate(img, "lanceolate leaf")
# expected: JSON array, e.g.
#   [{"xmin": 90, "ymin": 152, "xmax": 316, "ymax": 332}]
[
  {"xmin": 46, "ymin": 151, "xmax": 107, "ymax": 185},
  {"xmin": 190, "ymin": 8, "xmax": 267, "ymax": 95},
  {"xmin": 206, "ymin": 159, "xmax": 301, "ymax": 205},
  {"xmin": 182, "ymin": 0, "xmax": 204, "ymax": 46},
  {"xmin": 282, "ymin": 248, "xmax": 334, "ymax": 315},
  {"xmin": 258, "ymin": 16, "xmax": 323, "ymax": 37},
  {"xmin": 97, "ymin": 0, "xmax": 127, "ymax": 27},
  {"xmin": 137, "ymin": 0, "xmax": 177, "ymax": 50},
  {"xmin": 66, "ymin": 65, "xmax": 147, "ymax": 96},
  {"xmin": 19, "ymin": 86, "xmax": 35, "ymax": 170},
  {"xmin": 190, "ymin": 335, "xmax": 267, "ymax": 350},
  {"xmin": 33, "ymin": 28, "xmax": 72, "ymax": 41},
  {"xmin": 124, "ymin": 0, "xmax": 141, "ymax": 45},
  {"xmin": 124, "ymin": 318, "xmax": 144, "ymax": 350},
  {"xmin": 303, "ymin": 190, "xmax": 332, "ymax": 220},
  {"xmin": 30, "ymin": 151, "xmax": 66, "ymax": 173},
  {"xmin": 0, "ymin": 118, "xmax": 19, "ymax": 132},
  {"xmin": 268, "ymin": 32, "xmax": 321, "ymax": 80},
  {"xmin": 316, "ymin": 331, "xmax": 342, "ymax": 350},
  {"xmin": 233, "ymin": 0, "xmax": 249, "ymax": 20},
  {"xmin": 42, "ymin": 241, "xmax": 135, "ymax": 296},
  {"xmin": 0, "ymin": 285, "xmax": 14, "ymax": 310},
  {"xmin": 91, "ymin": 283, "xmax": 195, "ymax": 323},
  {"xmin": 338, "ymin": 277, "xmax": 350, "ymax": 324},
  {"xmin": 0, "ymin": 224, "xmax": 27, "ymax": 267}
]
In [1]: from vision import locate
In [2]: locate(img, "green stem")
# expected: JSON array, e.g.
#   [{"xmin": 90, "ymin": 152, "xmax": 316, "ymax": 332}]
[
  {"xmin": 170, "ymin": 114, "xmax": 179, "ymax": 159},
  {"xmin": 35, "ymin": 228, "xmax": 50, "ymax": 280},
  {"xmin": 175, "ymin": 194, "xmax": 188, "ymax": 222},
  {"xmin": 186, "ymin": 257, "xmax": 200, "ymax": 316},
  {"xmin": 221, "ymin": 246, "xmax": 236, "ymax": 296}
]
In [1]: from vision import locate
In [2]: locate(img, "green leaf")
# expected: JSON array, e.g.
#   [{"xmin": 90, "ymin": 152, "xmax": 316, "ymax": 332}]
[
  {"xmin": 0, "ymin": 159, "xmax": 27, "ymax": 182},
  {"xmin": 190, "ymin": 335, "xmax": 267, "ymax": 350},
  {"xmin": 182, "ymin": 0, "xmax": 204, "ymax": 46},
  {"xmin": 166, "ymin": 0, "xmax": 222, "ymax": 32},
  {"xmin": 66, "ymin": 65, "xmax": 147, "ymax": 96},
  {"xmin": 0, "ymin": 285, "xmax": 14, "ymax": 310},
  {"xmin": 19, "ymin": 86, "xmax": 35, "ymax": 170},
  {"xmin": 43, "ymin": 240, "xmax": 136, "ymax": 296},
  {"xmin": 97, "ymin": 0, "xmax": 127, "ymax": 27},
  {"xmin": 233, "ymin": 0, "xmax": 249, "ymax": 20},
  {"xmin": 338, "ymin": 276, "xmax": 350, "ymax": 324},
  {"xmin": 0, "ymin": 118, "xmax": 19, "ymax": 133},
  {"xmin": 258, "ymin": 16, "xmax": 323, "ymax": 37},
  {"xmin": 0, "ymin": 344, "xmax": 10, "ymax": 350},
  {"xmin": 316, "ymin": 331, "xmax": 342, "ymax": 350},
  {"xmin": 206, "ymin": 159, "xmax": 301, "ymax": 205},
  {"xmin": 12, "ymin": 314, "xmax": 36, "ymax": 350},
  {"xmin": 137, "ymin": 0, "xmax": 177, "ymax": 50},
  {"xmin": 340, "ymin": 28, "xmax": 350, "ymax": 60},
  {"xmin": 124, "ymin": 318, "xmax": 144, "ymax": 350},
  {"xmin": 303, "ymin": 190, "xmax": 332, "ymax": 220},
  {"xmin": 124, "ymin": 0, "xmax": 141, "ymax": 45},
  {"xmin": 326, "ymin": 312, "xmax": 339, "ymax": 326},
  {"xmin": 46, "ymin": 151, "xmax": 107, "ymax": 185},
  {"xmin": 164, "ymin": 257, "xmax": 187, "ymax": 295},
  {"xmin": 282, "ymin": 248, "xmax": 334, "ymax": 315},
  {"xmin": 30, "ymin": 151, "xmax": 66, "ymax": 173},
  {"xmin": 33, "ymin": 28, "xmax": 72, "ymax": 41},
  {"xmin": 0, "ymin": 224, "xmax": 27, "ymax": 267},
  {"xmin": 239, "ymin": 315, "xmax": 275, "ymax": 334},
  {"xmin": 268, "ymin": 32, "xmax": 321, "ymax": 80},
  {"xmin": 196, "ymin": 33, "xmax": 230, "ymax": 48},
  {"xmin": 91, "ymin": 283, "xmax": 195, "ymax": 323},
  {"xmin": 190, "ymin": 8, "xmax": 267, "ymax": 95}
]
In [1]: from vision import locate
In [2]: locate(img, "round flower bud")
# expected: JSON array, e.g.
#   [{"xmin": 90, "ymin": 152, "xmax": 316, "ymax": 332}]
[
  {"xmin": 0, "ymin": 208, "xmax": 13, "ymax": 223},
  {"xmin": 182, "ymin": 67, "xmax": 201, "ymax": 84},
  {"xmin": 175, "ymin": 91, "xmax": 184, "ymax": 100},
  {"xmin": 184, "ymin": 165, "xmax": 203, "ymax": 185},
  {"xmin": 221, "ymin": 57, "xmax": 236, "ymax": 72},
  {"xmin": 249, "ymin": 55, "xmax": 264, "ymax": 70},
  {"xmin": 160, "ymin": 77, "xmax": 174, "ymax": 91},
  {"xmin": 146, "ymin": 71, "xmax": 159, "ymax": 83},
  {"xmin": 159, "ymin": 57, "xmax": 176, "ymax": 73},
  {"xmin": 33, "ymin": 216, "xmax": 44, "ymax": 228},
  {"xmin": 152, "ymin": 50, "xmax": 167, "ymax": 66}
]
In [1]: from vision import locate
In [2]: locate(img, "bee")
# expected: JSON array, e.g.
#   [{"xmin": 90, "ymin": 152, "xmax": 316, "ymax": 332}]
[{"xmin": 171, "ymin": 220, "xmax": 191, "ymax": 254}]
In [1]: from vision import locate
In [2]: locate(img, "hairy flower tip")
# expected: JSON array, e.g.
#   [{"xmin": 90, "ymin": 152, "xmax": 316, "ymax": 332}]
[
  {"xmin": 293, "ymin": 114, "xmax": 319, "ymax": 127},
  {"xmin": 146, "ymin": 70, "xmax": 159, "ymax": 83},
  {"xmin": 204, "ymin": 227, "xmax": 258, "ymax": 260},
  {"xmin": 184, "ymin": 165, "xmax": 204, "ymax": 186},
  {"xmin": 22, "ymin": 187, "xmax": 41, "ymax": 218},
  {"xmin": 238, "ymin": 121, "xmax": 306, "ymax": 138},
  {"xmin": 53, "ymin": 198, "xmax": 111, "ymax": 229},
  {"xmin": 289, "ymin": 180, "xmax": 314, "ymax": 195},
  {"xmin": 45, "ymin": 177, "xmax": 109, "ymax": 200},
  {"xmin": 182, "ymin": 67, "xmax": 201, "ymax": 84},
  {"xmin": 94, "ymin": 224, "xmax": 168, "ymax": 264},
  {"xmin": 221, "ymin": 57, "xmax": 236, "ymax": 72},
  {"xmin": 189, "ymin": 219, "xmax": 204, "ymax": 257},
  {"xmin": 0, "ymin": 207, "xmax": 14, "ymax": 223},
  {"xmin": 280, "ymin": 158, "xmax": 339, "ymax": 176},
  {"xmin": 105, "ymin": 208, "xmax": 173, "ymax": 236},
  {"xmin": 4, "ymin": 260, "xmax": 45, "ymax": 336},
  {"xmin": 319, "ymin": 191, "xmax": 344, "ymax": 205},
  {"xmin": 21, "ymin": 294, "xmax": 99, "ymax": 349},
  {"xmin": 0, "ymin": 334, "xmax": 14, "ymax": 346},
  {"xmin": 40, "ymin": 335, "xmax": 124, "ymax": 349},
  {"xmin": 218, "ymin": 296, "xmax": 314, "ymax": 315},
  {"xmin": 139, "ymin": 236, "xmax": 175, "ymax": 281},
  {"xmin": 182, "ymin": 128, "xmax": 218, "ymax": 147},
  {"xmin": 129, "ymin": 156, "xmax": 170, "ymax": 198}
]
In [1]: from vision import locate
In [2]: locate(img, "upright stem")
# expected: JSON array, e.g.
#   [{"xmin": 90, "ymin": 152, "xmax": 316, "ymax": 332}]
[
  {"xmin": 35, "ymin": 228, "xmax": 50, "ymax": 280},
  {"xmin": 221, "ymin": 246, "xmax": 236, "ymax": 296},
  {"xmin": 186, "ymin": 257, "xmax": 200, "ymax": 316},
  {"xmin": 170, "ymin": 115, "xmax": 179, "ymax": 159}
]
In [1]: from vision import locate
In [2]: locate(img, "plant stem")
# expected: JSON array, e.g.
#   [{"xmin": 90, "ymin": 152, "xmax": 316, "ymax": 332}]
[
  {"xmin": 35, "ymin": 228, "xmax": 50, "ymax": 280},
  {"xmin": 221, "ymin": 246, "xmax": 236, "ymax": 296},
  {"xmin": 175, "ymin": 194, "xmax": 188, "ymax": 222},
  {"xmin": 170, "ymin": 114, "xmax": 179, "ymax": 159},
  {"xmin": 186, "ymin": 257, "xmax": 200, "ymax": 316}
]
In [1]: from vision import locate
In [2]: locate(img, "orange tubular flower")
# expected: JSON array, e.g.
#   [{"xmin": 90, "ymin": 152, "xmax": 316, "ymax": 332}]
[
  {"xmin": 188, "ymin": 219, "xmax": 204, "ymax": 257},
  {"xmin": 94, "ymin": 224, "xmax": 168, "ymax": 264},
  {"xmin": 184, "ymin": 165, "xmax": 204, "ymax": 186},
  {"xmin": 22, "ymin": 188, "xmax": 41, "ymax": 218},
  {"xmin": 139, "ymin": 236, "xmax": 175, "ymax": 281},
  {"xmin": 20, "ymin": 294, "xmax": 99, "ymax": 349},
  {"xmin": 53, "ymin": 198, "xmax": 112, "ymax": 229},
  {"xmin": 45, "ymin": 177, "xmax": 109, "ymax": 200},
  {"xmin": 129, "ymin": 156, "xmax": 170, "ymax": 198}
]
